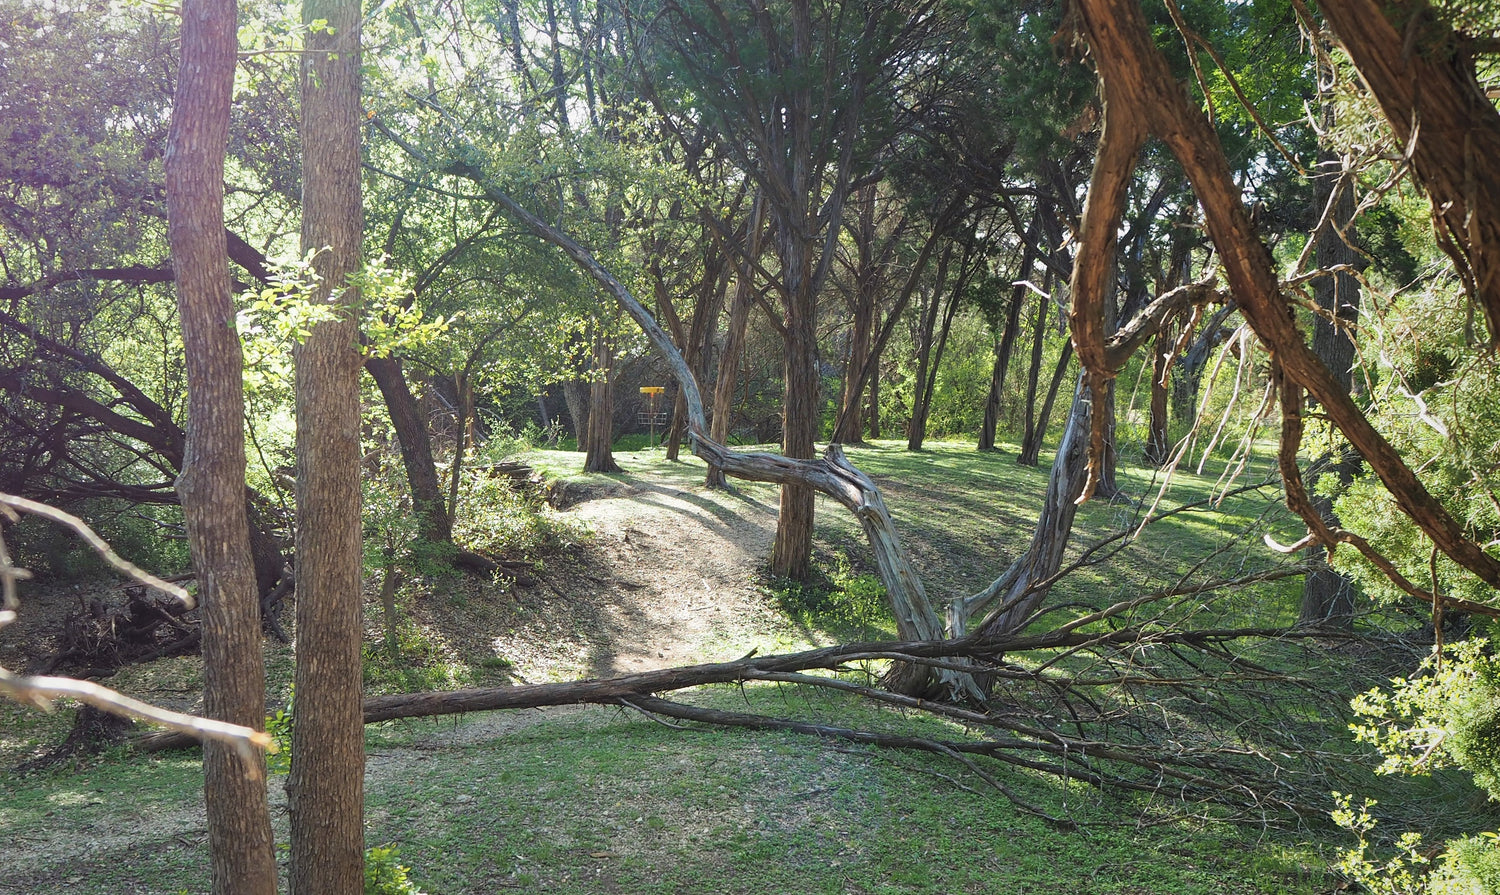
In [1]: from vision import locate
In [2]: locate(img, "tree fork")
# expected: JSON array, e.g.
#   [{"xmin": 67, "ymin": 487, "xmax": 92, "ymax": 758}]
[{"xmin": 1071, "ymin": 0, "xmax": 1500, "ymax": 592}]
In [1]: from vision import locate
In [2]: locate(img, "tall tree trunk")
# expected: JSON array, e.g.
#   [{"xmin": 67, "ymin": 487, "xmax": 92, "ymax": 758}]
[
  {"xmin": 979, "ymin": 219, "xmax": 1041, "ymax": 451},
  {"xmin": 1017, "ymin": 339, "xmax": 1073, "ymax": 467},
  {"xmin": 706, "ymin": 202, "xmax": 763, "ymax": 487},
  {"xmin": 977, "ymin": 340, "xmax": 1005, "ymax": 452},
  {"xmin": 1301, "ymin": 149, "xmax": 1363, "ymax": 630},
  {"xmin": 665, "ymin": 246, "xmax": 728, "ymax": 460},
  {"xmin": 834, "ymin": 183, "xmax": 887, "ymax": 445},
  {"xmin": 866, "ymin": 367, "xmax": 881, "ymax": 439},
  {"xmin": 1143, "ymin": 326, "xmax": 1172, "ymax": 466},
  {"xmin": 834, "ymin": 280, "xmax": 876, "ymax": 445},
  {"xmin": 1018, "ymin": 284, "xmax": 1051, "ymax": 461},
  {"xmin": 289, "ymin": 0, "xmax": 366, "ymax": 890},
  {"xmin": 772, "ymin": 243, "xmax": 819, "ymax": 581},
  {"xmin": 906, "ymin": 244, "xmax": 955, "ymax": 451},
  {"xmin": 584, "ymin": 332, "xmax": 621, "ymax": 473},
  {"xmin": 165, "ymin": 2, "xmax": 277, "ymax": 891},
  {"xmin": 562, "ymin": 378, "xmax": 589, "ymax": 451},
  {"xmin": 367, "ymin": 354, "xmax": 452, "ymax": 544},
  {"xmin": 1169, "ymin": 304, "xmax": 1234, "ymax": 426},
  {"xmin": 1093, "ymin": 379, "xmax": 1120, "ymax": 499},
  {"xmin": 446, "ymin": 373, "xmax": 474, "ymax": 520},
  {"xmin": 908, "ymin": 281, "xmax": 963, "ymax": 451}
]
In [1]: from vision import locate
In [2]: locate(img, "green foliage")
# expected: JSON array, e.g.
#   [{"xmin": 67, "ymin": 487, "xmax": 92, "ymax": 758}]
[
  {"xmin": 450, "ymin": 471, "xmax": 583, "ymax": 562},
  {"xmin": 265, "ymin": 686, "xmax": 294, "ymax": 775},
  {"xmin": 365, "ymin": 845, "xmax": 427, "ymax": 895},
  {"xmin": 1332, "ymin": 794, "xmax": 1438, "ymax": 895},
  {"xmin": 362, "ymin": 617, "xmax": 474, "ymax": 694},
  {"xmin": 765, "ymin": 553, "xmax": 889, "ymax": 637},
  {"xmin": 239, "ymin": 253, "xmax": 450, "ymax": 389},
  {"xmin": 1441, "ymin": 835, "xmax": 1500, "ymax": 894},
  {"xmin": 2, "ymin": 502, "xmax": 190, "ymax": 583},
  {"xmin": 1330, "ymin": 286, "xmax": 1500, "ymax": 610},
  {"xmin": 1342, "ymin": 641, "xmax": 1500, "ymax": 893}
]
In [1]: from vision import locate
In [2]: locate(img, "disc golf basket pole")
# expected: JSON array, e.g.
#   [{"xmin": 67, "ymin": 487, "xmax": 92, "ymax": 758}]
[{"xmin": 638, "ymin": 386, "xmax": 667, "ymax": 450}]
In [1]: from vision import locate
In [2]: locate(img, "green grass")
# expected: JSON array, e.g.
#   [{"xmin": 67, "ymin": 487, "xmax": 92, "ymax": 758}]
[
  {"xmin": 529, "ymin": 437, "xmax": 1303, "ymax": 634},
  {"xmin": 0, "ymin": 684, "xmax": 1334, "ymax": 894},
  {"xmin": 0, "ymin": 438, "xmax": 1464, "ymax": 894}
]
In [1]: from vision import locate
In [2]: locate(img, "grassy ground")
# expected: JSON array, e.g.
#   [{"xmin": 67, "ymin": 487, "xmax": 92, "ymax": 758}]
[
  {"xmin": 1, "ymin": 691, "xmax": 1328, "ymax": 895},
  {"xmin": 0, "ymin": 438, "xmax": 1470, "ymax": 893}
]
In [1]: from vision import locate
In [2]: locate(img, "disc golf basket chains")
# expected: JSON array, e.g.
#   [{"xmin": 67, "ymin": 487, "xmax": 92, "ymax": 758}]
[{"xmin": 638, "ymin": 386, "xmax": 669, "ymax": 449}]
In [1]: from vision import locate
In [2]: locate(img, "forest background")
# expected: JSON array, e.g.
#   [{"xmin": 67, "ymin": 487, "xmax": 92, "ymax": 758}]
[{"xmin": 3, "ymin": 0, "xmax": 1500, "ymax": 892}]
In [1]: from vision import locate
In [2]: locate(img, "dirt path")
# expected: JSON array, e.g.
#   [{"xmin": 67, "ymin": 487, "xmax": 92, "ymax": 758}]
[{"xmin": 428, "ymin": 466, "xmax": 798, "ymax": 692}]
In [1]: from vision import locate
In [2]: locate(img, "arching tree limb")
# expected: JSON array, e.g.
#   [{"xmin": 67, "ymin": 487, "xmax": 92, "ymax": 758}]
[{"xmin": 1071, "ymin": 0, "xmax": 1500, "ymax": 592}]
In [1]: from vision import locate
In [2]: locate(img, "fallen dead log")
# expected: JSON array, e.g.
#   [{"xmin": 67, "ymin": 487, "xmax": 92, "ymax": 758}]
[
  {"xmin": 126, "ymin": 618, "xmax": 1358, "ymax": 817},
  {"xmin": 134, "ymin": 622, "xmax": 1306, "ymax": 742}
]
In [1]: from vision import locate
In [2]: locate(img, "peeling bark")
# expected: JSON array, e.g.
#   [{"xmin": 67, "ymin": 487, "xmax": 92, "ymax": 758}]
[{"xmin": 1072, "ymin": 0, "xmax": 1500, "ymax": 592}]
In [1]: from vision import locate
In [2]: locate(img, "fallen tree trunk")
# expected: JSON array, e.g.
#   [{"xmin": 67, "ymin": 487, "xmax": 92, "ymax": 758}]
[{"xmin": 131, "ymin": 612, "xmax": 1339, "ymax": 818}]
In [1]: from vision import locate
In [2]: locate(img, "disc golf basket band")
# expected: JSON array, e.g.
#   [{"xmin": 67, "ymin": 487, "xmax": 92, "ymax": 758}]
[{"xmin": 638, "ymin": 386, "xmax": 669, "ymax": 449}]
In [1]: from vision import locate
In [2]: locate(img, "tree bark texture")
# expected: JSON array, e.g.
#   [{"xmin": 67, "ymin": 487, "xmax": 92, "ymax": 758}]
[
  {"xmin": 907, "ymin": 243, "xmax": 957, "ymax": 451},
  {"xmin": 1017, "ymin": 277, "xmax": 1053, "ymax": 464},
  {"xmin": 562, "ymin": 377, "xmax": 590, "ymax": 451},
  {"xmin": 1143, "ymin": 326, "xmax": 1172, "ymax": 466},
  {"xmin": 772, "ymin": 247, "xmax": 819, "ymax": 581},
  {"xmin": 1317, "ymin": 0, "xmax": 1500, "ymax": 346},
  {"xmin": 959, "ymin": 376, "xmax": 1093, "ymax": 638},
  {"xmin": 664, "ymin": 245, "xmax": 727, "ymax": 460},
  {"xmin": 584, "ymin": 331, "xmax": 621, "ymax": 473},
  {"xmin": 1073, "ymin": 0, "xmax": 1500, "ymax": 591},
  {"xmin": 1301, "ymin": 153, "xmax": 1362, "ymax": 629},
  {"xmin": 1017, "ymin": 339, "xmax": 1072, "ymax": 467},
  {"xmin": 979, "ymin": 217, "xmax": 1040, "ymax": 451},
  {"xmin": 833, "ymin": 183, "xmax": 893, "ymax": 445},
  {"xmin": 289, "ymin": 0, "xmax": 366, "ymax": 891},
  {"xmin": 164, "ymin": 2, "xmax": 278, "ymax": 892}
]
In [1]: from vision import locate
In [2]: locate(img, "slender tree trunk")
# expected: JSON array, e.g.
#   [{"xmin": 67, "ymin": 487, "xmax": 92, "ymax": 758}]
[
  {"xmin": 447, "ymin": 373, "xmax": 473, "ymax": 519},
  {"xmin": 289, "ymin": 0, "xmax": 366, "ymax": 890},
  {"xmin": 666, "ymin": 247, "xmax": 727, "ymax": 460},
  {"xmin": 980, "ymin": 220, "xmax": 1040, "ymax": 451},
  {"xmin": 958, "ymin": 376, "xmax": 1093, "ymax": 640},
  {"xmin": 1170, "ymin": 304, "xmax": 1233, "ymax": 426},
  {"xmin": 1301, "ymin": 149, "xmax": 1363, "ymax": 630},
  {"xmin": 562, "ymin": 378, "xmax": 589, "ymax": 451},
  {"xmin": 834, "ymin": 282, "xmax": 876, "ymax": 444},
  {"xmin": 1143, "ymin": 327, "xmax": 1172, "ymax": 466},
  {"xmin": 834, "ymin": 184, "xmax": 886, "ymax": 445},
  {"xmin": 707, "ymin": 290, "xmax": 752, "ymax": 485},
  {"xmin": 906, "ymin": 245, "xmax": 955, "ymax": 451},
  {"xmin": 707, "ymin": 259, "xmax": 759, "ymax": 485},
  {"xmin": 908, "ymin": 282, "xmax": 962, "ymax": 451},
  {"xmin": 165, "ymin": 3, "xmax": 277, "ymax": 891},
  {"xmin": 867, "ymin": 368, "xmax": 881, "ymax": 439},
  {"xmin": 707, "ymin": 196, "xmax": 766, "ymax": 486},
  {"xmin": 978, "ymin": 341, "xmax": 1005, "ymax": 452},
  {"xmin": 584, "ymin": 332, "xmax": 620, "ymax": 473},
  {"xmin": 1018, "ymin": 286, "xmax": 1050, "ymax": 459},
  {"xmin": 1017, "ymin": 340, "xmax": 1072, "ymax": 467},
  {"xmin": 1093, "ymin": 378, "xmax": 1120, "ymax": 499},
  {"xmin": 367, "ymin": 354, "xmax": 452, "ymax": 544}
]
